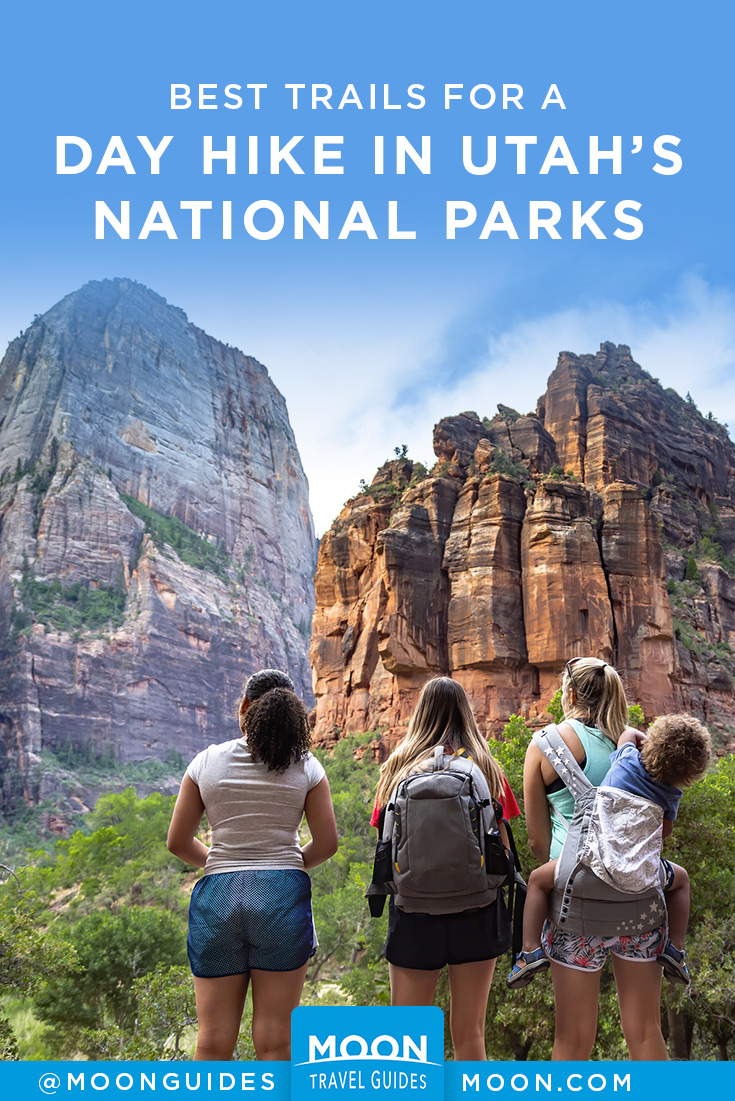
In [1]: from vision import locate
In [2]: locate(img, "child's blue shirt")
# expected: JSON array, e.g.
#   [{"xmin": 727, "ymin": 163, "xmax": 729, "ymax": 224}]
[{"xmin": 603, "ymin": 743, "xmax": 682, "ymax": 822}]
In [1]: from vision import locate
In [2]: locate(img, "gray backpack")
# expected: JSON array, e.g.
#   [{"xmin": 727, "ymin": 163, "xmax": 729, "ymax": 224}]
[
  {"xmin": 533, "ymin": 725, "xmax": 667, "ymax": 937},
  {"xmin": 379, "ymin": 746, "xmax": 508, "ymax": 914}
]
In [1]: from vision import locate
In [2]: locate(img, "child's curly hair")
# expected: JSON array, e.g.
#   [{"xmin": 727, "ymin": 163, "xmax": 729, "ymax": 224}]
[
  {"xmin": 641, "ymin": 713, "xmax": 712, "ymax": 788},
  {"xmin": 240, "ymin": 686, "xmax": 311, "ymax": 772}
]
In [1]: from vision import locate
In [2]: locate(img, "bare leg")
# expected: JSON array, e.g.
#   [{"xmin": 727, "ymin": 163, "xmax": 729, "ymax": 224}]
[
  {"xmin": 550, "ymin": 962, "xmax": 601, "ymax": 1060},
  {"xmin": 389, "ymin": 964, "xmax": 441, "ymax": 1006},
  {"xmin": 447, "ymin": 959, "xmax": 496, "ymax": 1060},
  {"xmin": 665, "ymin": 864, "xmax": 690, "ymax": 950},
  {"xmin": 612, "ymin": 955, "xmax": 668, "ymax": 1061},
  {"xmin": 249, "ymin": 963, "xmax": 310, "ymax": 1061},
  {"xmin": 193, "ymin": 973, "xmax": 249, "ymax": 1060},
  {"xmin": 523, "ymin": 860, "xmax": 557, "ymax": 951}
]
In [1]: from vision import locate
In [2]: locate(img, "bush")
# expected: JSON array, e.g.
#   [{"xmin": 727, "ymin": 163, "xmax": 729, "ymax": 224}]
[
  {"xmin": 33, "ymin": 907, "xmax": 187, "ymax": 1049},
  {"xmin": 487, "ymin": 449, "xmax": 531, "ymax": 483},
  {"xmin": 685, "ymin": 554, "xmax": 700, "ymax": 581},
  {"xmin": 546, "ymin": 689, "xmax": 564, "ymax": 723}
]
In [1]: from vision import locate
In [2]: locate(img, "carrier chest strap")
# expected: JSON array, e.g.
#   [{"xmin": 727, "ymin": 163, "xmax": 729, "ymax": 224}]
[{"xmin": 533, "ymin": 724, "xmax": 594, "ymax": 803}]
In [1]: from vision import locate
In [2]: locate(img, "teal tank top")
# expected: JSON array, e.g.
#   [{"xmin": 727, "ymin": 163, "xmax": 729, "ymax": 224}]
[{"xmin": 546, "ymin": 719, "xmax": 617, "ymax": 859}]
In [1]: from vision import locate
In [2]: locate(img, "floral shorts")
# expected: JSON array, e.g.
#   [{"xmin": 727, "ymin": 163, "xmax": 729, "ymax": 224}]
[{"xmin": 541, "ymin": 919, "xmax": 667, "ymax": 972}]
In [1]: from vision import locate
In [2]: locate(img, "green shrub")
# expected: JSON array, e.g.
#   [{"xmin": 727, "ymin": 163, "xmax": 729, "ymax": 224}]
[
  {"xmin": 33, "ymin": 908, "xmax": 186, "ymax": 1047},
  {"xmin": 546, "ymin": 689, "xmax": 564, "ymax": 723},
  {"xmin": 627, "ymin": 703, "xmax": 645, "ymax": 729},
  {"xmin": 486, "ymin": 449, "xmax": 531, "ymax": 483}
]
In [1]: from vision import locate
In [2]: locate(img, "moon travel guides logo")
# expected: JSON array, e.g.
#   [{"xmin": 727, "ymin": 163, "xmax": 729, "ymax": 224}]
[{"xmin": 291, "ymin": 1007, "xmax": 444, "ymax": 1097}]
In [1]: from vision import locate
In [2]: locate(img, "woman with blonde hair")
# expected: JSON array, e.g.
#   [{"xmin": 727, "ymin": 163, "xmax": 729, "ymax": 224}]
[
  {"xmin": 523, "ymin": 657, "xmax": 670, "ymax": 1060},
  {"xmin": 371, "ymin": 676, "xmax": 519, "ymax": 1060}
]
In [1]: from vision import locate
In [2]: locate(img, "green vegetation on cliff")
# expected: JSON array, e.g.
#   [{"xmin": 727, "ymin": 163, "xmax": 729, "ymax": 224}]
[
  {"xmin": 121, "ymin": 494, "xmax": 231, "ymax": 579},
  {"xmin": 18, "ymin": 566, "xmax": 126, "ymax": 636}
]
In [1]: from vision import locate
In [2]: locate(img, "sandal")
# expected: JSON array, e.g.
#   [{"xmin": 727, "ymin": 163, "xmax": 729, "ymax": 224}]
[
  {"xmin": 657, "ymin": 941, "xmax": 690, "ymax": 985},
  {"xmin": 507, "ymin": 947, "xmax": 550, "ymax": 989}
]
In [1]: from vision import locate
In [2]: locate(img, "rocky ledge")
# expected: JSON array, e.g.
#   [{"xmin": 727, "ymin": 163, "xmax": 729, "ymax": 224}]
[{"xmin": 310, "ymin": 344, "xmax": 735, "ymax": 748}]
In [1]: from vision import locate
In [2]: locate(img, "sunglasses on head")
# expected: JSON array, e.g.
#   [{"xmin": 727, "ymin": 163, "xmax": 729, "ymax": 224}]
[{"xmin": 566, "ymin": 657, "xmax": 607, "ymax": 687}]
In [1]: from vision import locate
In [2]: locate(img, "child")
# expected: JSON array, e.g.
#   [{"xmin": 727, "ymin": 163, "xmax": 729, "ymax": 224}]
[{"xmin": 508, "ymin": 713, "xmax": 712, "ymax": 988}]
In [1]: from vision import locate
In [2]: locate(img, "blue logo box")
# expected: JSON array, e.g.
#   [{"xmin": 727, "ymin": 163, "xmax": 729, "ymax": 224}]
[{"xmin": 291, "ymin": 1007, "xmax": 444, "ymax": 1098}]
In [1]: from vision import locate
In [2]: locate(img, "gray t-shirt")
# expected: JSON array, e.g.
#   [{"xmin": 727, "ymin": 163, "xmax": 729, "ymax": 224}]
[{"xmin": 187, "ymin": 739, "xmax": 326, "ymax": 875}]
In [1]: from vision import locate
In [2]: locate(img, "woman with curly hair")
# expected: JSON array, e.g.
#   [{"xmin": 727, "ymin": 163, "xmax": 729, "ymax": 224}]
[{"xmin": 168, "ymin": 669, "xmax": 338, "ymax": 1061}]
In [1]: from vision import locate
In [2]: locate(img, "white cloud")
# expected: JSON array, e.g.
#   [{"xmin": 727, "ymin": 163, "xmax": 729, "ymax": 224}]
[
  {"xmin": 420, "ymin": 273, "xmax": 735, "ymax": 430},
  {"xmin": 262, "ymin": 273, "xmax": 735, "ymax": 535}
]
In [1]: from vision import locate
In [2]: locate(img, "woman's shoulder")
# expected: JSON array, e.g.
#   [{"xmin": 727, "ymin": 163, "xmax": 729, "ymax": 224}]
[
  {"xmin": 187, "ymin": 738, "xmax": 242, "ymax": 776},
  {"xmin": 529, "ymin": 720, "xmax": 587, "ymax": 779},
  {"xmin": 302, "ymin": 751, "xmax": 326, "ymax": 789}
]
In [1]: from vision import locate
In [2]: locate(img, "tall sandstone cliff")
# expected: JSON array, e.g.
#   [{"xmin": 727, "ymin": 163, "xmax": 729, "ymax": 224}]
[
  {"xmin": 311, "ymin": 343, "xmax": 735, "ymax": 745},
  {"xmin": 0, "ymin": 279, "xmax": 315, "ymax": 814}
]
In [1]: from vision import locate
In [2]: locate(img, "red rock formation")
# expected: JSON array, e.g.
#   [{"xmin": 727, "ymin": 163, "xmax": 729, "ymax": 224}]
[
  {"xmin": 311, "ymin": 345, "xmax": 735, "ymax": 743},
  {"xmin": 600, "ymin": 482, "xmax": 674, "ymax": 715}
]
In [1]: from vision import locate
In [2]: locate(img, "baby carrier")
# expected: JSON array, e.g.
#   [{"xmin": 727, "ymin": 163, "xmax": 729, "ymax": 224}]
[
  {"xmin": 533, "ymin": 725, "xmax": 667, "ymax": 937},
  {"xmin": 367, "ymin": 746, "xmax": 521, "ymax": 916}
]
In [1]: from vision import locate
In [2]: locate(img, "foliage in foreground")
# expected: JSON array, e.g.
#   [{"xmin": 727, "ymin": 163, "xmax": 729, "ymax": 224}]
[
  {"xmin": 1, "ymin": 720, "xmax": 733, "ymax": 1061},
  {"xmin": 33, "ymin": 908, "xmax": 186, "ymax": 1051}
]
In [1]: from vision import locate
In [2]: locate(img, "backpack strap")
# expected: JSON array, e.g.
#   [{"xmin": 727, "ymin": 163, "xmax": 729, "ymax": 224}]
[
  {"xmin": 504, "ymin": 826, "xmax": 527, "ymax": 964},
  {"xmin": 381, "ymin": 790, "xmax": 398, "ymax": 844},
  {"xmin": 533, "ymin": 723, "xmax": 594, "ymax": 802}
]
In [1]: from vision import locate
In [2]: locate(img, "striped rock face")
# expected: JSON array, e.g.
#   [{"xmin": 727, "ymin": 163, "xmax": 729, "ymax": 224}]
[{"xmin": 0, "ymin": 278, "xmax": 316, "ymax": 819}]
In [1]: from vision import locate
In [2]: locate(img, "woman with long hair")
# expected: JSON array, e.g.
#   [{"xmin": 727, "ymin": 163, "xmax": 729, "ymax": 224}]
[
  {"xmin": 523, "ymin": 657, "xmax": 668, "ymax": 1060},
  {"xmin": 167, "ymin": 669, "xmax": 338, "ymax": 1061},
  {"xmin": 372, "ymin": 676, "xmax": 519, "ymax": 1060}
]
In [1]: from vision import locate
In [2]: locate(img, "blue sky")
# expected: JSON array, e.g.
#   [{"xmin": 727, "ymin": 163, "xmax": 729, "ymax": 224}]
[{"xmin": 1, "ymin": 1, "xmax": 733, "ymax": 532}]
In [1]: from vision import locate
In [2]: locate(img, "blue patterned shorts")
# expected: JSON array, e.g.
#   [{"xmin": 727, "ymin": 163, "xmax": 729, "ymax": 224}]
[
  {"xmin": 188, "ymin": 869, "xmax": 316, "ymax": 977},
  {"xmin": 542, "ymin": 919, "xmax": 667, "ymax": 972}
]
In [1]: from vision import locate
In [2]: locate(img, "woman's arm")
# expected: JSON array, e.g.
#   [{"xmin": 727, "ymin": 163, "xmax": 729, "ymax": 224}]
[
  {"xmin": 524, "ymin": 742, "xmax": 553, "ymax": 864},
  {"xmin": 301, "ymin": 776, "xmax": 339, "ymax": 870},
  {"xmin": 167, "ymin": 774, "xmax": 210, "ymax": 867}
]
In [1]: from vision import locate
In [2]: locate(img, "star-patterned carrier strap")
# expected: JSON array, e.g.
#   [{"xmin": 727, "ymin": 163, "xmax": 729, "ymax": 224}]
[
  {"xmin": 532, "ymin": 724, "xmax": 592, "ymax": 803},
  {"xmin": 534, "ymin": 725, "xmax": 667, "ymax": 938}
]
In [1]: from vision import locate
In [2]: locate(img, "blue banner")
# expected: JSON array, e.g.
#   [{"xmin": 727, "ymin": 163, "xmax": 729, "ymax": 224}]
[
  {"xmin": 2, "ymin": 1014, "xmax": 734, "ymax": 1101},
  {"xmin": 0, "ymin": 1062, "xmax": 289, "ymax": 1099},
  {"xmin": 447, "ymin": 1062, "xmax": 735, "ymax": 1100}
]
